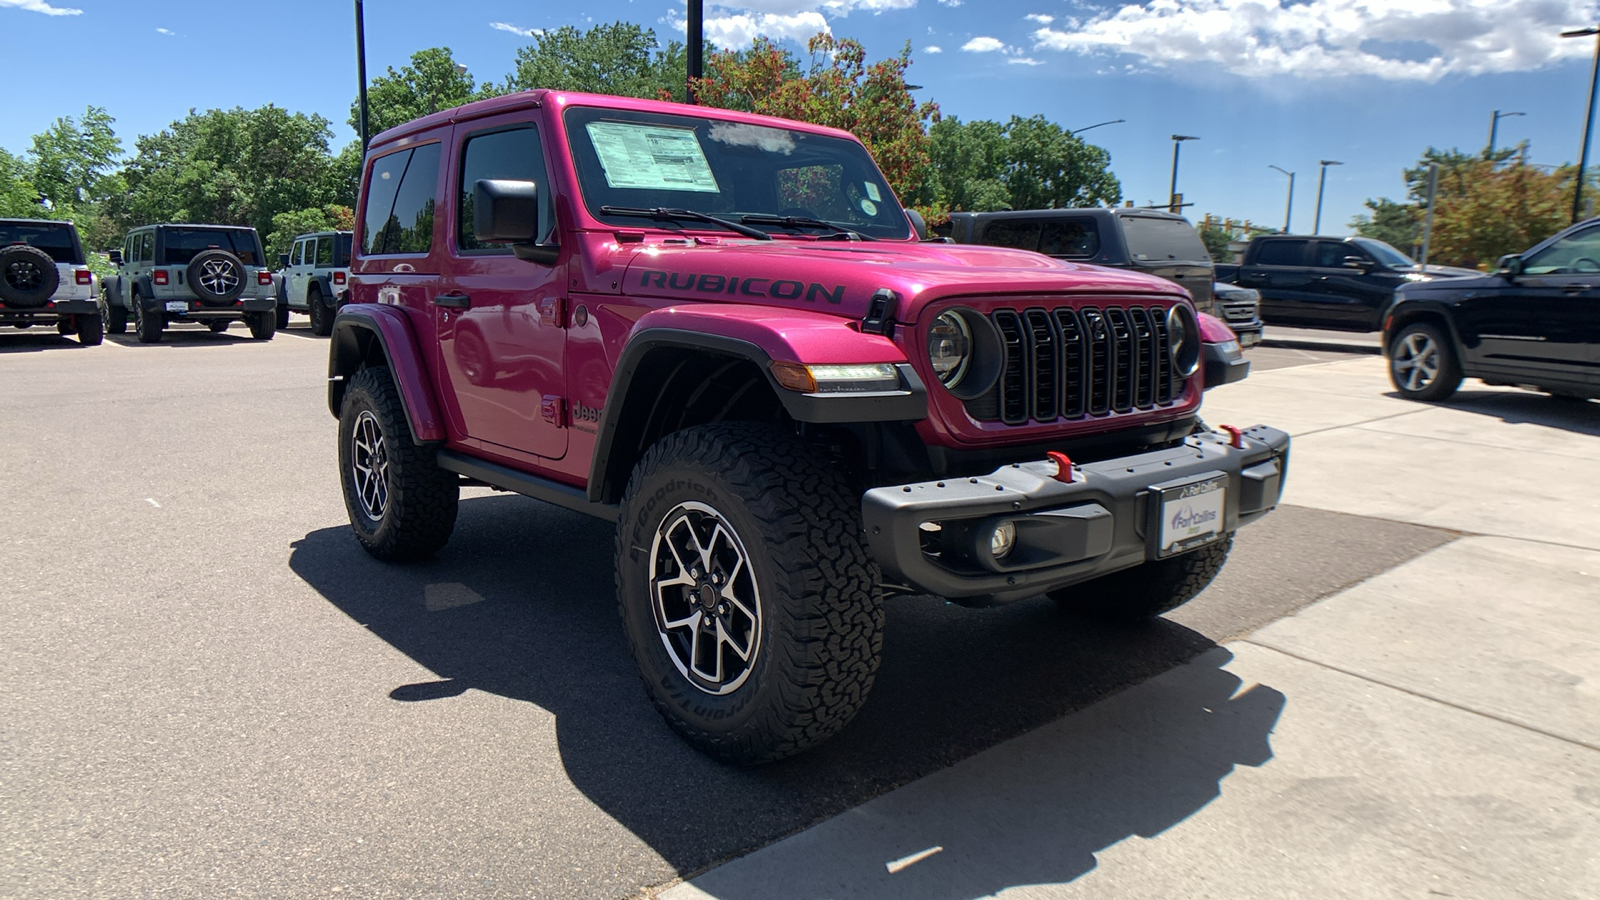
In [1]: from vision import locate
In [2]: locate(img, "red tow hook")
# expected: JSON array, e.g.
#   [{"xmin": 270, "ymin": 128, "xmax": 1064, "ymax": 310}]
[
  {"xmin": 1218, "ymin": 424, "xmax": 1245, "ymax": 448},
  {"xmin": 1046, "ymin": 450, "xmax": 1075, "ymax": 483}
]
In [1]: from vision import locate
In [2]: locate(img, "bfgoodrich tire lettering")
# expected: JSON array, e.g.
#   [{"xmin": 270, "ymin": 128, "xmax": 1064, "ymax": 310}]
[
  {"xmin": 615, "ymin": 422, "xmax": 884, "ymax": 765},
  {"xmin": 1051, "ymin": 537, "xmax": 1233, "ymax": 622},
  {"xmin": 338, "ymin": 367, "xmax": 459, "ymax": 560}
]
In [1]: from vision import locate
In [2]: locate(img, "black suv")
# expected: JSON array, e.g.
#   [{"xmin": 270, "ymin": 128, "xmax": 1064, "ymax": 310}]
[
  {"xmin": 104, "ymin": 224, "xmax": 278, "ymax": 343},
  {"xmin": 1384, "ymin": 217, "xmax": 1600, "ymax": 402},
  {"xmin": 0, "ymin": 218, "xmax": 102, "ymax": 345}
]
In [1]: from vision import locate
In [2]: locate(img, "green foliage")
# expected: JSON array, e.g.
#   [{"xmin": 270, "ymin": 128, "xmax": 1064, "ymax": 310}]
[
  {"xmin": 266, "ymin": 205, "xmax": 356, "ymax": 261},
  {"xmin": 920, "ymin": 115, "xmax": 1121, "ymax": 215},
  {"xmin": 0, "ymin": 148, "xmax": 44, "ymax": 218},
  {"xmin": 1198, "ymin": 225, "xmax": 1234, "ymax": 262},
  {"xmin": 1350, "ymin": 198, "xmax": 1420, "ymax": 254},
  {"xmin": 353, "ymin": 47, "xmax": 493, "ymax": 138},
  {"xmin": 504, "ymin": 23, "xmax": 687, "ymax": 101},
  {"xmin": 28, "ymin": 106, "xmax": 123, "ymax": 208}
]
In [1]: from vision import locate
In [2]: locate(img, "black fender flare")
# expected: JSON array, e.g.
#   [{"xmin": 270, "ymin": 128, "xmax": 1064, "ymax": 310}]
[{"xmin": 326, "ymin": 304, "xmax": 447, "ymax": 444}]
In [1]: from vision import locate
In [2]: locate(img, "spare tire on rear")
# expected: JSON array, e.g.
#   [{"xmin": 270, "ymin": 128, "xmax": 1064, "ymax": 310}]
[
  {"xmin": 0, "ymin": 244, "xmax": 60, "ymax": 308},
  {"xmin": 186, "ymin": 249, "xmax": 246, "ymax": 305}
]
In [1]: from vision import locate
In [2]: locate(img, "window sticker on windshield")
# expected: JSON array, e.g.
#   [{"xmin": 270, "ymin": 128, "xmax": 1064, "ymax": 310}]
[
  {"xmin": 860, "ymin": 199, "xmax": 878, "ymax": 216},
  {"xmin": 586, "ymin": 121, "xmax": 720, "ymax": 193},
  {"xmin": 864, "ymin": 182, "xmax": 882, "ymax": 202}
]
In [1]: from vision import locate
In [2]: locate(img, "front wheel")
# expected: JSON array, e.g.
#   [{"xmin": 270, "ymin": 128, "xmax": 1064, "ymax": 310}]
[
  {"xmin": 1387, "ymin": 322, "xmax": 1461, "ymax": 402},
  {"xmin": 76, "ymin": 312, "xmax": 103, "ymax": 346},
  {"xmin": 105, "ymin": 303, "xmax": 128, "ymax": 334},
  {"xmin": 337, "ymin": 367, "xmax": 459, "ymax": 560},
  {"xmin": 133, "ymin": 296, "xmax": 162, "ymax": 344},
  {"xmin": 1050, "ymin": 537, "xmax": 1233, "ymax": 622},
  {"xmin": 615, "ymin": 423, "xmax": 884, "ymax": 765},
  {"xmin": 246, "ymin": 311, "xmax": 275, "ymax": 340},
  {"xmin": 308, "ymin": 288, "xmax": 333, "ymax": 336},
  {"xmin": 275, "ymin": 303, "xmax": 290, "ymax": 331},
  {"xmin": 207, "ymin": 320, "xmax": 230, "ymax": 333}
]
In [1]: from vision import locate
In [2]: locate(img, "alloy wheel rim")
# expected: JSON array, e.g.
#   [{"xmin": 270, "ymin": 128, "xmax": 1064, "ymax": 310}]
[
  {"xmin": 1392, "ymin": 332, "xmax": 1439, "ymax": 392},
  {"xmin": 648, "ymin": 501, "xmax": 763, "ymax": 695},
  {"xmin": 198, "ymin": 259, "xmax": 239, "ymax": 295},
  {"xmin": 6, "ymin": 260, "xmax": 42, "ymax": 290},
  {"xmin": 351, "ymin": 410, "xmax": 390, "ymax": 520}
]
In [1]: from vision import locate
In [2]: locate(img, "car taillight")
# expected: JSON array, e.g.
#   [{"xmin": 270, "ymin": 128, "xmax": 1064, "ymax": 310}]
[
  {"xmin": 153, "ymin": 270, "xmax": 169, "ymax": 285},
  {"xmin": 74, "ymin": 269, "xmax": 92, "ymax": 285},
  {"xmin": 258, "ymin": 271, "xmax": 273, "ymax": 286},
  {"xmin": 333, "ymin": 271, "xmax": 347, "ymax": 285}
]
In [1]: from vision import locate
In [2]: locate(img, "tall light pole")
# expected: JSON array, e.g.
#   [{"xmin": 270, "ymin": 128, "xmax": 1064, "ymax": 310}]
[
  {"xmin": 1071, "ymin": 119, "xmax": 1125, "ymax": 135},
  {"xmin": 354, "ymin": 0, "xmax": 369, "ymax": 149},
  {"xmin": 1562, "ymin": 26, "xmax": 1600, "ymax": 223},
  {"xmin": 1168, "ymin": 135, "xmax": 1198, "ymax": 213},
  {"xmin": 1268, "ymin": 164, "xmax": 1295, "ymax": 233},
  {"xmin": 1487, "ymin": 110, "xmax": 1525, "ymax": 157},
  {"xmin": 1312, "ymin": 159, "xmax": 1342, "ymax": 234},
  {"xmin": 687, "ymin": 0, "xmax": 704, "ymax": 102}
]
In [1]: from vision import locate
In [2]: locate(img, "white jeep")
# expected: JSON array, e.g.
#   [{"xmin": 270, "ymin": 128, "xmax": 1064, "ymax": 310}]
[
  {"xmin": 0, "ymin": 218, "xmax": 101, "ymax": 346},
  {"xmin": 277, "ymin": 230, "xmax": 351, "ymax": 335}
]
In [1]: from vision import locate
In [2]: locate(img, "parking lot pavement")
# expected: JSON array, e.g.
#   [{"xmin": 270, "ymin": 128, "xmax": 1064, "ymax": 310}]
[
  {"xmin": 0, "ymin": 331, "xmax": 1462, "ymax": 899},
  {"xmin": 664, "ymin": 358, "xmax": 1600, "ymax": 900},
  {"xmin": 1258, "ymin": 325, "xmax": 1381, "ymax": 354}
]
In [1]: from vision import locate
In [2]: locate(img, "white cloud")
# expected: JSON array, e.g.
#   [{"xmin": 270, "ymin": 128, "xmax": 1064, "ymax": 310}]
[
  {"xmin": 1024, "ymin": 13, "xmax": 1053, "ymax": 24},
  {"xmin": 925, "ymin": 45, "xmax": 943, "ymax": 54},
  {"xmin": 938, "ymin": 0, "xmax": 964, "ymax": 6},
  {"xmin": 962, "ymin": 36, "xmax": 1006, "ymax": 53},
  {"xmin": 489, "ymin": 21, "xmax": 542, "ymax": 37},
  {"xmin": 668, "ymin": 10, "xmax": 833, "ymax": 47},
  {"xmin": 1031, "ymin": 0, "xmax": 1599, "ymax": 81},
  {"xmin": 155, "ymin": 27, "xmax": 173, "ymax": 35},
  {"xmin": 0, "ymin": 0, "xmax": 81, "ymax": 15},
  {"xmin": 1007, "ymin": 56, "xmax": 1043, "ymax": 66}
]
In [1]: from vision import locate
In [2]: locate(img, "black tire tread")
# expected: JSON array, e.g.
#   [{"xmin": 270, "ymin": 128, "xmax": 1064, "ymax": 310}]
[
  {"xmin": 308, "ymin": 287, "xmax": 333, "ymax": 336},
  {"xmin": 133, "ymin": 295, "xmax": 162, "ymax": 344},
  {"xmin": 76, "ymin": 312, "xmax": 103, "ymax": 346},
  {"xmin": 1388, "ymin": 321, "xmax": 1461, "ymax": 402},
  {"xmin": 339, "ymin": 367, "xmax": 458, "ymax": 560},
  {"xmin": 1051, "ymin": 536, "xmax": 1233, "ymax": 622},
  {"xmin": 615, "ymin": 422, "xmax": 883, "ymax": 765},
  {"xmin": 246, "ymin": 311, "xmax": 275, "ymax": 340}
]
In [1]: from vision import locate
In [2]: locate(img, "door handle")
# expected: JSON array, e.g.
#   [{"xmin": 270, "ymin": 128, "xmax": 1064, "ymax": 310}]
[{"xmin": 433, "ymin": 293, "xmax": 471, "ymax": 309}]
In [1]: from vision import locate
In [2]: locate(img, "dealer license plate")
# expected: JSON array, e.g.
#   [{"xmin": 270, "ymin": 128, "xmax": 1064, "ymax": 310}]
[
  {"xmin": 165, "ymin": 301, "xmax": 188, "ymax": 312},
  {"xmin": 1157, "ymin": 475, "xmax": 1227, "ymax": 557}
]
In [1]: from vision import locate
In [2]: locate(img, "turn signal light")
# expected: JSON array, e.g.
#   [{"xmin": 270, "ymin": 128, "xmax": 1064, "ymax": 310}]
[
  {"xmin": 333, "ymin": 271, "xmax": 347, "ymax": 285},
  {"xmin": 257, "ymin": 271, "xmax": 273, "ymax": 285},
  {"xmin": 153, "ymin": 270, "xmax": 169, "ymax": 285},
  {"xmin": 74, "ymin": 269, "xmax": 92, "ymax": 285}
]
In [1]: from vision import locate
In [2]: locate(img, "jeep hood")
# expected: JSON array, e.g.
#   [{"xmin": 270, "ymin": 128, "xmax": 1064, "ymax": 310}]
[{"xmin": 613, "ymin": 237, "xmax": 1189, "ymax": 323}]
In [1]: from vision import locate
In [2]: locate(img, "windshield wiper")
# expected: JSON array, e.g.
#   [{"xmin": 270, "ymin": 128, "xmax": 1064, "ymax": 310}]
[
  {"xmin": 598, "ymin": 206, "xmax": 772, "ymax": 241},
  {"xmin": 740, "ymin": 214, "xmax": 877, "ymax": 241}
]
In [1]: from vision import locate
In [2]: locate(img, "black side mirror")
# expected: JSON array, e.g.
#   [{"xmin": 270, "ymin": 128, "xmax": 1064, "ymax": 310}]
[
  {"xmin": 278, "ymin": 253, "xmax": 290, "ymax": 269},
  {"xmin": 1342, "ymin": 255, "xmax": 1371, "ymax": 269},
  {"xmin": 1498, "ymin": 254, "xmax": 1524, "ymax": 278},
  {"xmin": 108, "ymin": 249, "xmax": 123, "ymax": 265},
  {"xmin": 905, "ymin": 209, "xmax": 930, "ymax": 241},
  {"xmin": 473, "ymin": 179, "xmax": 557, "ymax": 264}
]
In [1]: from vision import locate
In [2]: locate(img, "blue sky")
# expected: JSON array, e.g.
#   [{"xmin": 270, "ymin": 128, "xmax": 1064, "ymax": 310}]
[{"xmin": 5, "ymin": 0, "xmax": 1599, "ymax": 239}]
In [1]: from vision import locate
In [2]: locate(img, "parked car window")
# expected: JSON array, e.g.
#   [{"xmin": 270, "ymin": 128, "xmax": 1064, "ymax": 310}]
[
  {"xmin": 162, "ymin": 228, "xmax": 261, "ymax": 266},
  {"xmin": 1038, "ymin": 219, "xmax": 1099, "ymax": 258},
  {"xmin": 457, "ymin": 126, "xmax": 553, "ymax": 252},
  {"xmin": 1254, "ymin": 240, "xmax": 1306, "ymax": 266},
  {"xmin": 1524, "ymin": 224, "xmax": 1600, "ymax": 274},
  {"xmin": 1349, "ymin": 237, "xmax": 1415, "ymax": 268},
  {"xmin": 137, "ymin": 232, "xmax": 154, "ymax": 264},
  {"xmin": 334, "ymin": 232, "xmax": 352, "ymax": 267},
  {"xmin": 1314, "ymin": 241, "xmax": 1367, "ymax": 268},
  {"xmin": 315, "ymin": 236, "xmax": 334, "ymax": 267},
  {"xmin": 362, "ymin": 148, "xmax": 412, "ymax": 256},
  {"xmin": 0, "ymin": 221, "xmax": 83, "ymax": 264},
  {"xmin": 371, "ymin": 143, "xmax": 440, "ymax": 255},
  {"xmin": 980, "ymin": 220, "xmax": 1042, "ymax": 251},
  {"xmin": 291, "ymin": 240, "xmax": 305, "ymax": 266},
  {"xmin": 1121, "ymin": 215, "xmax": 1209, "ymax": 263}
]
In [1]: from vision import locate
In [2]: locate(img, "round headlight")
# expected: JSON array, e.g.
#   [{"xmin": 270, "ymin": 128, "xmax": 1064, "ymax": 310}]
[
  {"xmin": 1166, "ymin": 305, "xmax": 1201, "ymax": 378},
  {"xmin": 927, "ymin": 311, "xmax": 973, "ymax": 387}
]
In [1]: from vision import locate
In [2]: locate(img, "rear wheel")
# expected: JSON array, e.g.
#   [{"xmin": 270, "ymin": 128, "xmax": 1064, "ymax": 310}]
[
  {"xmin": 1050, "ymin": 537, "xmax": 1233, "ymax": 622},
  {"xmin": 615, "ymin": 423, "xmax": 884, "ymax": 764},
  {"xmin": 338, "ymin": 367, "xmax": 459, "ymax": 560},
  {"xmin": 1388, "ymin": 322, "xmax": 1461, "ymax": 402},
  {"xmin": 308, "ymin": 286, "xmax": 333, "ymax": 336},
  {"xmin": 133, "ymin": 295, "xmax": 162, "ymax": 344},
  {"xmin": 76, "ymin": 312, "xmax": 103, "ymax": 346}
]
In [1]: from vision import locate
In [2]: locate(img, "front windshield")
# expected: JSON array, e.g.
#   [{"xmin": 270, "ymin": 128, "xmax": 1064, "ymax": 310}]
[
  {"xmin": 1350, "ymin": 237, "xmax": 1415, "ymax": 268},
  {"xmin": 564, "ymin": 106, "xmax": 911, "ymax": 240}
]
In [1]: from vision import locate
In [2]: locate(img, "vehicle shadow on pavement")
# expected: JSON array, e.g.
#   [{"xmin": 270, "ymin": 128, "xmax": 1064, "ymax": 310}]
[
  {"xmin": 289, "ymin": 493, "xmax": 1277, "ymax": 885},
  {"xmin": 0, "ymin": 332, "xmax": 93, "ymax": 353},
  {"xmin": 1386, "ymin": 388, "xmax": 1599, "ymax": 436},
  {"xmin": 105, "ymin": 331, "xmax": 255, "ymax": 348}
]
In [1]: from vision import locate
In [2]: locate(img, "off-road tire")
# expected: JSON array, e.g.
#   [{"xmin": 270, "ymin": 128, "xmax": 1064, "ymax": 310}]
[
  {"xmin": 338, "ymin": 367, "xmax": 459, "ymax": 560},
  {"xmin": 1051, "ymin": 536, "xmax": 1233, "ymax": 622},
  {"xmin": 0, "ymin": 244, "xmax": 59, "ymax": 307},
  {"xmin": 308, "ymin": 286, "xmax": 333, "ymax": 336},
  {"xmin": 275, "ymin": 302, "xmax": 290, "ymax": 331},
  {"xmin": 1387, "ymin": 321, "xmax": 1461, "ymax": 402},
  {"xmin": 615, "ymin": 422, "xmax": 884, "ymax": 765},
  {"xmin": 105, "ymin": 302, "xmax": 128, "ymax": 334},
  {"xmin": 246, "ymin": 311, "xmax": 275, "ymax": 340},
  {"xmin": 207, "ymin": 320, "xmax": 230, "ymax": 333},
  {"xmin": 133, "ymin": 295, "xmax": 163, "ymax": 344},
  {"xmin": 76, "ymin": 312, "xmax": 103, "ymax": 346},
  {"xmin": 186, "ymin": 249, "xmax": 246, "ymax": 304}
]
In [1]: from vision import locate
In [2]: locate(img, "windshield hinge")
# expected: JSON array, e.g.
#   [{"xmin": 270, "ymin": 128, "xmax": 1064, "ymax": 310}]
[{"xmin": 861, "ymin": 289, "xmax": 898, "ymax": 335}]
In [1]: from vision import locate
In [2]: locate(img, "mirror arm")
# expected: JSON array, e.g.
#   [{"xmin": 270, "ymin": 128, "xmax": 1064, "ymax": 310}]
[{"xmin": 511, "ymin": 242, "xmax": 560, "ymax": 265}]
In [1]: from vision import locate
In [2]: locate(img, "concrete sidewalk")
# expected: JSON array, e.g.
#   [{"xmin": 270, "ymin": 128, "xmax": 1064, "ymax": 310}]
[{"xmin": 661, "ymin": 359, "xmax": 1600, "ymax": 899}]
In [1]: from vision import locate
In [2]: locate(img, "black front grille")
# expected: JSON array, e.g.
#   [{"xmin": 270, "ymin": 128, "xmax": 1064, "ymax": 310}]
[{"xmin": 971, "ymin": 303, "xmax": 1186, "ymax": 426}]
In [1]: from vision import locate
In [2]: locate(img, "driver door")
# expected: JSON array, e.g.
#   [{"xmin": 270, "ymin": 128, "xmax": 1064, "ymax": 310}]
[{"xmin": 1455, "ymin": 223, "xmax": 1600, "ymax": 383}]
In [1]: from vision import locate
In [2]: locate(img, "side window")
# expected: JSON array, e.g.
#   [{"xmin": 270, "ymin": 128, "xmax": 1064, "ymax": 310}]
[
  {"xmin": 1314, "ymin": 242, "xmax": 1364, "ymax": 268},
  {"xmin": 291, "ymin": 240, "xmax": 305, "ymax": 266},
  {"xmin": 1040, "ymin": 219, "xmax": 1100, "ymax": 258},
  {"xmin": 1254, "ymin": 240, "xmax": 1306, "ymax": 266},
  {"xmin": 383, "ymin": 143, "xmax": 441, "ymax": 255},
  {"xmin": 457, "ymin": 126, "xmax": 553, "ymax": 252},
  {"xmin": 1524, "ymin": 224, "xmax": 1600, "ymax": 274},
  {"xmin": 138, "ymin": 233, "xmax": 154, "ymax": 264},
  {"xmin": 361, "ymin": 148, "xmax": 412, "ymax": 256},
  {"xmin": 316, "ymin": 237, "xmax": 333, "ymax": 267},
  {"xmin": 981, "ymin": 220, "xmax": 1043, "ymax": 252}
]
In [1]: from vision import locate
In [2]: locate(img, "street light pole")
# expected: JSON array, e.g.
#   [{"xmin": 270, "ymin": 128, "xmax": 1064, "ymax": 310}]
[
  {"xmin": 1487, "ymin": 109, "xmax": 1525, "ymax": 157},
  {"xmin": 1563, "ymin": 26, "xmax": 1600, "ymax": 223},
  {"xmin": 354, "ymin": 0, "xmax": 369, "ymax": 150},
  {"xmin": 1168, "ymin": 135, "xmax": 1198, "ymax": 213},
  {"xmin": 687, "ymin": 0, "xmax": 704, "ymax": 103},
  {"xmin": 1312, "ymin": 159, "xmax": 1342, "ymax": 234},
  {"xmin": 1071, "ymin": 118, "xmax": 1125, "ymax": 135},
  {"xmin": 1268, "ymin": 165, "xmax": 1295, "ymax": 233}
]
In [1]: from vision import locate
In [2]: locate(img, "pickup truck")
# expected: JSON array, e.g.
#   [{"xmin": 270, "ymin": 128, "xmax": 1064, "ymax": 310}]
[
  {"xmin": 1216, "ymin": 234, "xmax": 1476, "ymax": 331},
  {"xmin": 327, "ymin": 90, "xmax": 1289, "ymax": 763}
]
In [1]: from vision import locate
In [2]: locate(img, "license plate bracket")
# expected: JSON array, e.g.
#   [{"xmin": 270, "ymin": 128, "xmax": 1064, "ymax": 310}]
[
  {"xmin": 164, "ymin": 301, "xmax": 188, "ymax": 312},
  {"xmin": 1150, "ymin": 472, "xmax": 1228, "ymax": 558}
]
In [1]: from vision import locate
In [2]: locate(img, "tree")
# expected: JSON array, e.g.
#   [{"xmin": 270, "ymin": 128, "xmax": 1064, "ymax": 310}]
[
  {"xmin": 921, "ymin": 115, "xmax": 1121, "ymax": 215},
  {"xmin": 266, "ymin": 205, "xmax": 356, "ymax": 260},
  {"xmin": 1350, "ymin": 198, "xmax": 1420, "ymax": 254},
  {"xmin": 0, "ymin": 149, "xmax": 44, "ymax": 218},
  {"xmin": 28, "ymin": 106, "xmax": 123, "ymax": 209},
  {"xmin": 1198, "ymin": 225, "xmax": 1233, "ymax": 262},
  {"xmin": 923, "ymin": 117, "xmax": 1009, "ymax": 212},
  {"xmin": 693, "ymin": 34, "xmax": 940, "ymax": 207},
  {"xmin": 504, "ymin": 23, "xmax": 687, "ymax": 101},
  {"xmin": 353, "ymin": 47, "xmax": 492, "ymax": 138}
]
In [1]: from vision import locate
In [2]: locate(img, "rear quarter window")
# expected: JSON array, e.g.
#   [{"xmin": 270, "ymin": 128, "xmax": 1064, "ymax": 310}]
[
  {"xmin": 361, "ymin": 144, "xmax": 441, "ymax": 256},
  {"xmin": 1039, "ymin": 219, "xmax": 1100, "ymax": 258},
  {"xmin": 1253, "ymin": 240, "xmax": 1307, "ymax": 266},
  {"xmin": 1120, "ymin": 216, "xmax": 1208, "ymax": 263},
  {"xmin": 978, "ymin": 220, "xmax": 1042, "ymax": 252}
]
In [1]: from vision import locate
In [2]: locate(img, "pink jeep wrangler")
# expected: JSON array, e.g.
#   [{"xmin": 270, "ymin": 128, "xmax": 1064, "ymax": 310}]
[{"xmin": 327, "ymin": 90, "xmax": 1287, "ymax": 764}]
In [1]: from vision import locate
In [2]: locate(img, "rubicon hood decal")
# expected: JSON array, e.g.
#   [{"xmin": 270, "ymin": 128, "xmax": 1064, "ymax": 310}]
[{"xmin": 637, "ymin": 269, "xmax": 845, "ymax": 305}]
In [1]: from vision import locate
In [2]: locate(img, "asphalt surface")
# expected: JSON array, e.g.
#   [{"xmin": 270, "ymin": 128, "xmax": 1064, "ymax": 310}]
[{"xmin": 1, "ymin": 323, "xmax": 1449, "ymax": 899}]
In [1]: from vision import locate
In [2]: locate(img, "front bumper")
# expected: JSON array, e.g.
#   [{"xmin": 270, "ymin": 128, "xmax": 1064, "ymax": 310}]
[{"xmin": 862, "ymin": 425, "xmax": 1290, "ymax": 601}]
